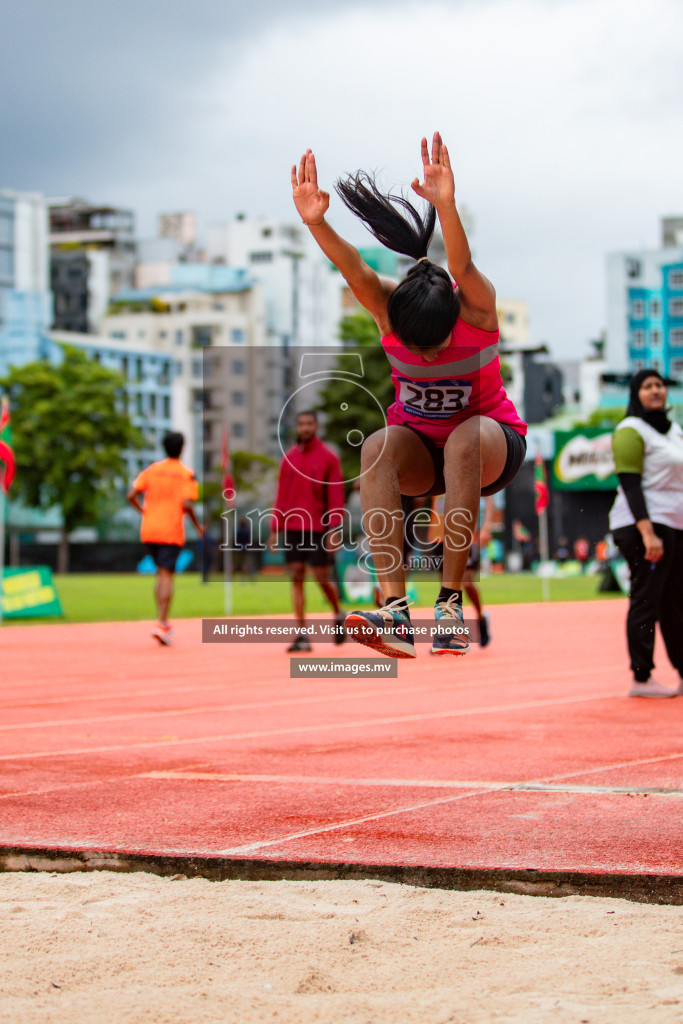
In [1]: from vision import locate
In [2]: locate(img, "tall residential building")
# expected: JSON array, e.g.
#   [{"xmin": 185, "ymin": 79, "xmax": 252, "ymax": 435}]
[
  {"xmin": 205, "ymin": 216, "xmax": 343, "ymax": 349},
  {"xmin": 0, "ymin": 189, "xmax": 52, "ymax": 373},
  {"xmin": 48, "ymin": 198, "xmax": 136, "ymax": 333},
  {"xmin": 606, "ymin": 218, "xmax": 683, "ymax": 379},
  {"xmin": 100, "ymin": 266, "xmax": 271, "ymax": 474}
]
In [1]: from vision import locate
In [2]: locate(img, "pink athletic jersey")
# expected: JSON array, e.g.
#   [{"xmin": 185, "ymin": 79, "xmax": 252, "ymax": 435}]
[{"xmin": 381, "ymin": 317, "xmax": 527, "ymax": 445}]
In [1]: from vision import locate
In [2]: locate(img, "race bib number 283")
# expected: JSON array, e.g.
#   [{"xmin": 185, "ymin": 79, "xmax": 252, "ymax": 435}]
[{"xmin": 398, "ymin": 377, "xmax": 472, "ymax": 420}]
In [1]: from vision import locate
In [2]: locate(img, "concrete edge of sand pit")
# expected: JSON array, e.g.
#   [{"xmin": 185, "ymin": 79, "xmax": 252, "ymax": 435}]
[{"xmin": 1, "ymin": 845, "xmax": 682, "ymax": 906}]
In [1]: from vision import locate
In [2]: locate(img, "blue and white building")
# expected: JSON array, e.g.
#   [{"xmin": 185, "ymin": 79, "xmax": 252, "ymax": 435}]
[
  {"xmin": 0, "ymin": 189, "xmax": 52, "ymax": 375},
  {"xmin": 607, "ymin": 222, "xmax": 683, "ymax": 381},
  {"xmin": 49, "ymin": 331, "xmax": 175, "ymax": 482}
]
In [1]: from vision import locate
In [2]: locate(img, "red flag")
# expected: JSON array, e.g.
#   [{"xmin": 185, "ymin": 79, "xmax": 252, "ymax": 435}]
[
  {"xmin": 534, "ymin": 451, "xmax": 549, "ymax": 515},
  {"xmin": 0, "ymin": 396, "xmax": 15, "ymax": 493},
  {"xmin": 221, "ymin": 426, "xmax": 235, "ymax": 504}
]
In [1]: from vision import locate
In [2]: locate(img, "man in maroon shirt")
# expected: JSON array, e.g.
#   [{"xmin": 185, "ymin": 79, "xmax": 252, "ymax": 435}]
[{"xmin": 272, "ymin": 410, "xmax": 345, "ymax": 652}]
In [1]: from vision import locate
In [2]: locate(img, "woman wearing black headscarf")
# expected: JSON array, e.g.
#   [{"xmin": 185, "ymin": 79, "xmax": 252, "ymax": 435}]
[{"xmin": 609, "ymin": 369, "xmax": 683, "ymax": 697}]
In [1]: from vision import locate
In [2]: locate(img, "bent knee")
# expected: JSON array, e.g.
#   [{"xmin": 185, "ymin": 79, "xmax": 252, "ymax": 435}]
[{"xmin": 361, "ymin": 429, "xmax": 391, "ymax": 468}]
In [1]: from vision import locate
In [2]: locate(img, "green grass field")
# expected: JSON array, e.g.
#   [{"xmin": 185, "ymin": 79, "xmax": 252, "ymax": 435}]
[{"xmin": 3, "ymin": 570, "xmax": 622, "ymax": 626}]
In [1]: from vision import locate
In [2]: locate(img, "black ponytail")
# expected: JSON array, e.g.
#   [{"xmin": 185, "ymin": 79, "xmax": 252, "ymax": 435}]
[
  {"xmin": 335, "ymin": 169, "xmax": 459, "ymax": 351},
  {"xmin": 334, "ymin": 171, "xmax": 436, "ymax": 260}
]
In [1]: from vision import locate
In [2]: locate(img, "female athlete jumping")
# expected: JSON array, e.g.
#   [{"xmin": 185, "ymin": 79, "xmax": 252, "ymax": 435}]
[{"xmin": 291, "ymin": 133, "xmax": 527, "ymax": 657}]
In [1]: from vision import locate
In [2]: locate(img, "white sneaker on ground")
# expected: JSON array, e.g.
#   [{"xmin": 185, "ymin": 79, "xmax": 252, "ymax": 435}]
[{"xmin": 628, "ymin": 677, "xmax": 676, "ymax": 698}]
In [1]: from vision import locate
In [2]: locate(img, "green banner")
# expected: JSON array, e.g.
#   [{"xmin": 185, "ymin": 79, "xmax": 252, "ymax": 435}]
[
  {"xmin": 552, "ymin": 429, "xmax": 618, "ymax": 491},
  {"xmin": 1, "ymin": 566, "xmax": 63, "ymax": 619}
]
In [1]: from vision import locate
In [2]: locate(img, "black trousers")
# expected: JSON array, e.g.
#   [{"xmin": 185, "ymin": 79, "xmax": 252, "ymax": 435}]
[{"xmin": 612, "ymin": 523, "xmax": 683, "ymax": 681}]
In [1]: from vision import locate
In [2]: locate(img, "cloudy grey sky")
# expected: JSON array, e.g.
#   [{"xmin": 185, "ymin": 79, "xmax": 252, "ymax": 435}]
[{"xmin": 3, "ymin": 0, "xmax": 682, "ymax": 357}]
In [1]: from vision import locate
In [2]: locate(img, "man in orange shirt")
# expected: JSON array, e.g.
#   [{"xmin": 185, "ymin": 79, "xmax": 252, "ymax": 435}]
[{"xmin": 127, "ymin": 431, "xmax": 203, "ymax": 645}]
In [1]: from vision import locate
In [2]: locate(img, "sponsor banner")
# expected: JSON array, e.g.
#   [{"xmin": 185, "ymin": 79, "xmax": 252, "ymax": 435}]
[
  {"xmin": 552, "ymin": 429, "xmax": 618, "ymax": 491},
  {"xmin": 1, "ymin": 566, "xmax": 63, "ymax": 619}
]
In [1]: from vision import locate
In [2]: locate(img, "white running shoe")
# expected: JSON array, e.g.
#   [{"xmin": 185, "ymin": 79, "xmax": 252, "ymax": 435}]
[
  {"xmin": 628, "ymin": 677, "xmax": 676, "ymax": 698},
  {"xmin": 152, "ymin": 623, "xmax": 174, "ymax": 646}
]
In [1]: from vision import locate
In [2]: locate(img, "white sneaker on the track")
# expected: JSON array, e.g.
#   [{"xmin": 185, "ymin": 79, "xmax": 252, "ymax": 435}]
[{"xmin": 628, "ymin": 677, "xmax": 676, "ymax": 698}]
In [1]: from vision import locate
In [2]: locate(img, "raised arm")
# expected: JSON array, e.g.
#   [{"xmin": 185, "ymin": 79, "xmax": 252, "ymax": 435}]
[
  {"xmin": 412, "ymin": 133, "xmax": 497, "ymax": 331},
  {"xmin": 292, "ymin": 150, "xmax": 394, "ymax": 332}
]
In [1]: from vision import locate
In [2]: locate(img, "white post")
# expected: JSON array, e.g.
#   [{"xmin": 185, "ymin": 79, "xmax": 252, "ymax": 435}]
[
  {"xmin": 539, "ymin": 506, "xmax": 550, "ymax": 603},
  {"xmin": 224, "ymin": 503, "xmax": 233, "ymax": 616}
]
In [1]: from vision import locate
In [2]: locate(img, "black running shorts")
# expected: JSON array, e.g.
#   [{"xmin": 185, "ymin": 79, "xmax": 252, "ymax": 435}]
[{"xmin": 403, "ymin": 421, "xmax": 527, "ymax": 498}]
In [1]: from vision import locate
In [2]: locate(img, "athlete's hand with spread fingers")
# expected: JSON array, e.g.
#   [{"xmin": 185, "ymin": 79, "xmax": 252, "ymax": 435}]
[
  {"xmin": 291, "ymin": 150, "xmax": 330, "ymax": 227},
  {"xmin": 411, "ymin": 132, "xmax": 455, "ymax": 210}
]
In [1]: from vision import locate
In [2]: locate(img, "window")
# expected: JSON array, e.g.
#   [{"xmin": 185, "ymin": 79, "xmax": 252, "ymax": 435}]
[
  {"xmin": 136, "ymin": 358, "xmax": 143, "ymax": 382},
  {"xmin": 632, "ymin": 359, "xmax": 646, "ymax": 372},
  {"xmin": 203, "ymin": 452, "xmax": 213, "ymax": 475},
  {"xmin": 631, "ymin": 299, "xmax": 645, "ymax": 319},
  {"xmin": 631, "ymin": 329, "xmax": 645, "ymax": 349},
  {"xmin": 249, "ymin": 251, "xmax": 273, "ymax": 263},
  {"xmin": 191, "ymin": 325, "xmax": 212, "ymax": 348},
  {"xmin": 668, "ymin": 269, "xmax": 683, "ymax": 290},
  {"xmin": 651, "ymin": 357, "xmax": 663, "ymax": 373},
  {"xmin": 136, "ymin": 393, "xmax": 143, "ymax": 415},
  {"xmin": 231, "ymin": 329, "xmax": 245, "ymax": 344},
  {"xmin": 174, "ymin": 329, "xmax": 184, "ymax": 346},
  {"xmin": 670, "ymin": 328, "xmax": 683, "ymax": 347},
  {"xmin": 163, "ymin": 395, "xmax": 170, "ymax": 419},
  {"xmin": 649, "ymin": 298, "xmax": 662, "ymax": 318},
  {"xmin": 232, "ymin": 423, "xmax": 245, "ymax": 438},
  {"xmin": 232, "ymin": 360, "xmax": 245, "ymax": 374},
  {"xmin": 203, "ymin": 421, "xmax": 213, "ymax": 442},
  {"xmin": 650, "ymin": 329, "xmax": 662, "ymax": 347},
  {"xmin": 669, "ymin": 358, "xmax": 683, "ymax": 376},
  {"xmin": 669, "ymin": 297, "xmax": 683, "ymax": 317},
  {"xmin": 175, "ymin": 361, "xmax": 183, "ymax": 375},
  {"xmin": 149, "ymin": 394, "xmax": 156, "ymax": 414},
  {"xmin": 231, "ymin": 391, "xmax": 245, "ymax": 406},
  {"xmin": 122, "ymin": 356, "xmax": 129, "ymax": 377},
  {"xmin": 626, "ymin": 258, "xmax": 641, "ymax": 278},
  {"xmin": 192, "ymin": 388, "xmax": 210, "ymax": 410},
  {"xmin": 192, "ymin": 358, "xmax": 203, "ymax": 377},
  {"xmin": 0, "ymin": 212, "xmax": 13, "ymax": 246},
  {"xmin": 0, "ymin": 248, "xmax": 14, "ymax": 278},
  {"xmin": 109, "ymin": 330, "xmax": 125, "ymax": 340}
]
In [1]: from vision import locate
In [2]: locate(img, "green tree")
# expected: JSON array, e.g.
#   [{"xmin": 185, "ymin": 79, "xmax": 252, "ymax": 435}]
[
  {"xmin": 0, "ymin": 346, "xmax": 144, "ymax": 572},
  {"xmin": 574, "ymin": 408, "xmax": 625, "ymax": 429},
  {"xmin": 316, "ymin": 312, "xmax": 393, "ymax": 487}
]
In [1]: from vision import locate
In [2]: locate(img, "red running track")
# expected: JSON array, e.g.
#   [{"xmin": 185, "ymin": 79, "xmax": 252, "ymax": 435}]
[{"xmin": 1, "ymin": 600, "xmax": 683, "ymax": 892}]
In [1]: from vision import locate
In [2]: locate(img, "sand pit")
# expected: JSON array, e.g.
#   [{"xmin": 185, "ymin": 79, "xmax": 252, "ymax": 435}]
[{"xmin": 1, "ymin": 872, "xmax": 683, "ymax": 1023}]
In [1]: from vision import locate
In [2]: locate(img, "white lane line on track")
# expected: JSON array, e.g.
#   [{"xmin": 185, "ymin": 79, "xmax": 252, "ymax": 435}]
[
  {"xmin": 138, "ymin": 770, "xmax": 683, "ymax": 797},
  {"xmin": 214, "ymin": 751, "xmax": 683, "ymax": 855},
  {"xmin": 217, "ymin": 791, "xmax": 484, "ymax": 855},
  {"xmin": 0, "ymin": 665, "xmax": 622, "ymax": 727},
  {"xmin": 0, "ymin": 682, "xmax": 482, "ymax": 731},
  {"xmin": 0, "ymin": 691, "xmax": 628, "ymax": 761},
  {"xmin": 0, "ymin": 655, "xmax": 622, "ymax": 706}
]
